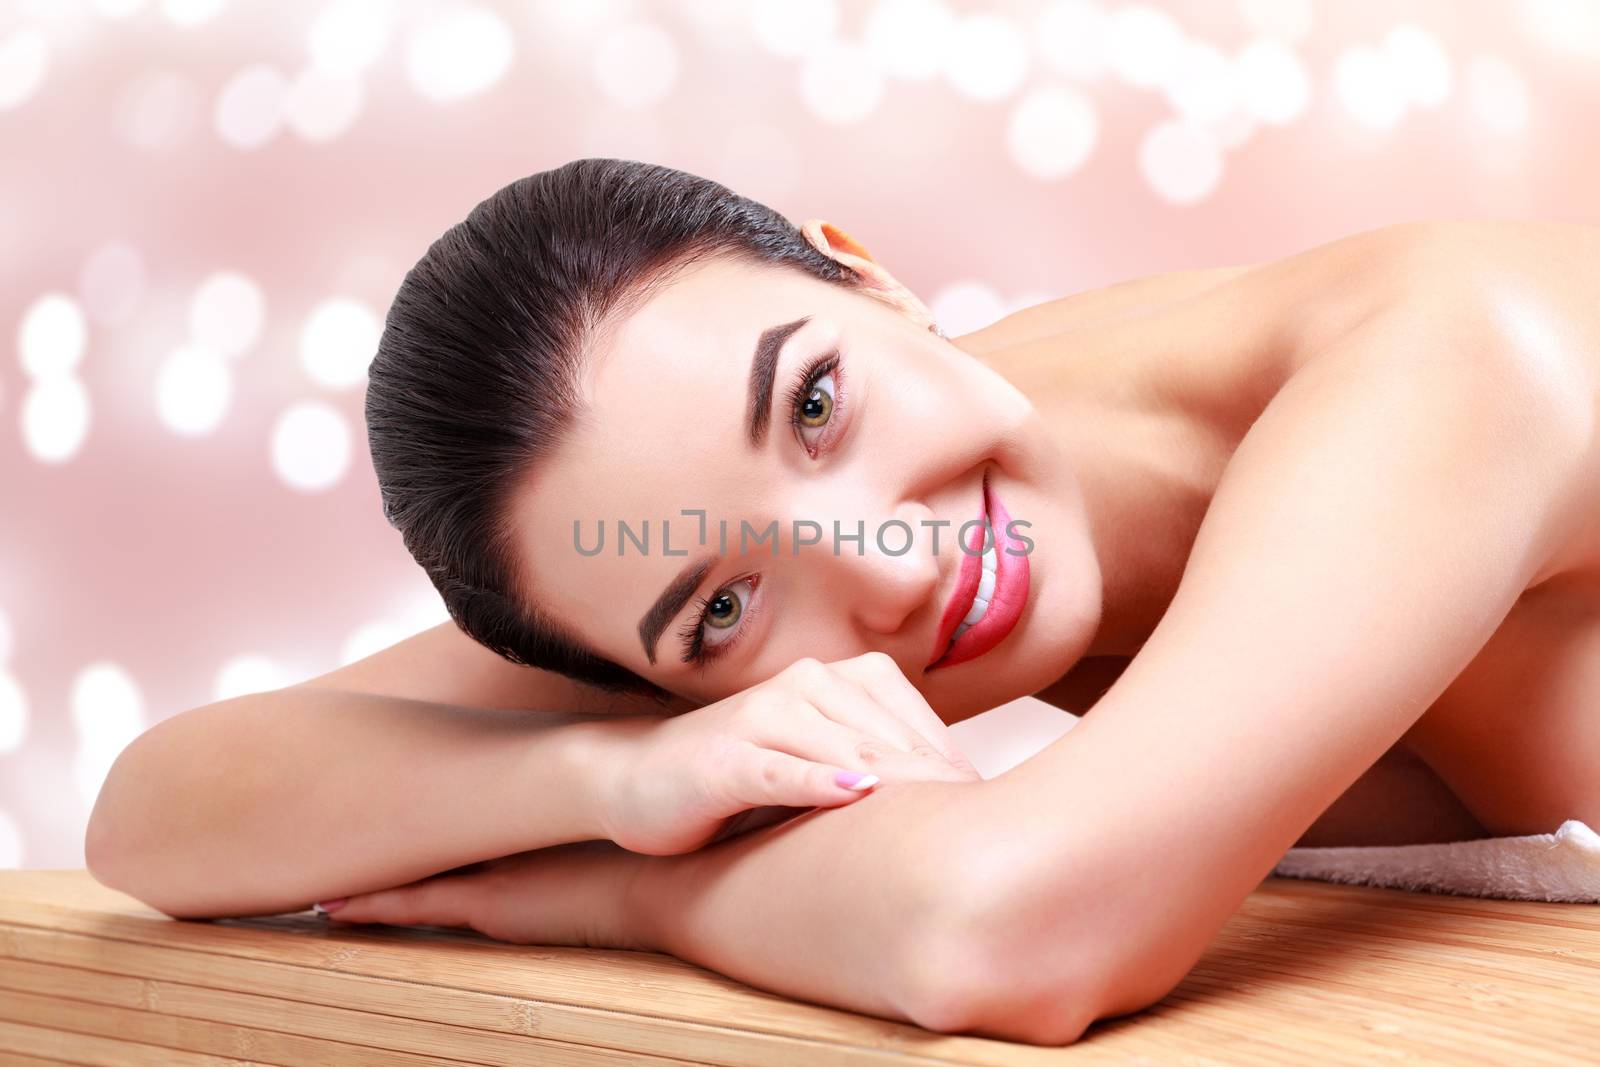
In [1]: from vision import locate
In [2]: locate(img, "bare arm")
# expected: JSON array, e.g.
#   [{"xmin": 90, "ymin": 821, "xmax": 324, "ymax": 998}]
[
  {"xmin": 601, "ymin": 283, "xmax": 1592, "ymax": 1042},
  {"xmin": 304, "ymin": 238, "xmax": 1595, "ymax": 1044},
  {"xmin": 84, "ymin": 684, "xmax": 648, "ymax": 920}
]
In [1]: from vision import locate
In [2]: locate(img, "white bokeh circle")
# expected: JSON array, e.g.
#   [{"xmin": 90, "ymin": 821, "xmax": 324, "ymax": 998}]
[
  {"xmin": 189, "ymin": 271, "xmax": 265, "ymax": 358},
  {"xmin": 1007, "ymin": 84, "xmax": 1099, "ymax": 180},
  {"xmin": 862, "ymin": 0, "xmax": 956, "ymax": 82},
  {"xmin": 70, "ymin": 661, "xmax": 147, "ymax": 809},
  {"xmin": 1107, "ymin": 5, "xmax": 1183, "ymax": 89},
  {"xmin": 156, "ymin": 344, "xmax": 233, "ymax": 436},
  {"xmin": 799, "ymin": 39, "xmax": 885, "ymax": 124},
  {"xmin": 1139, "ymin": 119, "xmax": 1224, "ymax": 205},
  {"xmin": 1237, "ymin": 0, "xmax": 1313, "ymax": 44},
  {"xmin": 749, "ymin": 0, "xmax": 839, "ymax": 58},
  {"xmin": 942, "ymin": 11, "xmax": 1030, "ymax": 102},
  {"xmin": 284, "ymin": 66, "xmax": 365, "ymax": 141},
  {"xmin": 309, "ymin": 0, "xmax": 394, "ymax": 74},
  {"xmin": 0, "ymin": 671, "xmax": 26, "ymax": 755},
  {"xmin": 94, "ymin": 0, "xmax": 149, "ymax": 17},
  {"xmin": 271, "ymin": 400, "xmax": 352, "ymax": 491},
  {"xmin": 0, "ymin": 27, "xmax": 49, "ymax": 112},
  {"xmin": 340, "ymin": 619, "xmax": 413, "ymax": 666},
  {"xmin": 214, "ymin": 64, "xmax": 289, "ymax": 149},
  {"xmin": 300, "ymin": 297, "xmax": 380, "ymax": 389},
  {"xmin": 405, "ymin": 5, "xmax": 514, "ymax": 103},
  {"xmin": 1234, "ymin": 39, "xmax": 1310, "ymax": 126},
  {"xmin": 1383, "ymin": 24, "xmax": 1452, "ymax": 110},
  {"xmin": 1516, "ymin": 0, "xmax": 1600, "ymax": 60},
  {"xmin": 1164, "ymin": 40, "xmax": 1238, "ymax": 124},
  {"xmin": 162, "ymin": 0, "xmax": 228, "ymax": 28},
  {"xmin": 1036, "ymin": 0, "xmax": 1110, "ymax": 81},
  {"xmin": 214, "ymin": 654, "xmax": 294, "ymax": 702},
  {"xmin": 1334, "ymin": 45, "xmax": 1407, "ymax": 130},
  {"xmin": 19, "ymin": 293, "xmax": 87, "ymax": 380},
  {"xmin": 114, "ymin": 70, "xmax": 203, "ymax": 151},
  {"xmin": 22, "ymin": 377, "xmax": 91, "ymax": 463},
  {"xmin": 930, "ymin": 281, "xmax": 1009, "ymax": 338}
]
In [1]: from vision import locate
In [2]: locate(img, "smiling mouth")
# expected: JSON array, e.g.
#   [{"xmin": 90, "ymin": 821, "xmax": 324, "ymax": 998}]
[
  {"xmin": 926, "ymin": 469, "xmax": 1031, "ymax": 671},
  {"xmin": 947, "ymin": 525, "xmax": 998, "ymax": 646}
]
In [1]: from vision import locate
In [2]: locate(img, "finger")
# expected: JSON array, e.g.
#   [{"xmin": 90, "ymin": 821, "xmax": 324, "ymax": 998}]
[
  {"xmin": 782, "ymin": 657, "xmax": 928, "ymax": 756},
  {"xmin": 721, "ymin": 741, "xmax": 882, "ymax": 811},
  {"xmin": 706, "ymin": 804, "xmax": 810, "ymax": 844},
  {"xmin": 326, "ymin": 844, "xmax": 657, "ymax": 953},
  {"xmin": 324, "ymin": 875, "xmax": 476, "ymax": 929},
  {"xmin": 832, "ymin": 653, "xmax": 984, "ymax": 779},
  {"xmin": 748, "ymin": 700, "xmax": 968, "ymax": 785},
  {"xmin": 466, "ymin": 842, "xmax": 657, "ymax": 951}
]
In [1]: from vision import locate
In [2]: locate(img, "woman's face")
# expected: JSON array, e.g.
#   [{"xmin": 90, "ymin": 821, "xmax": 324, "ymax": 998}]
[{"xmin": 508, "ymin": 250, "xmax": 1103, "ymax": 723}]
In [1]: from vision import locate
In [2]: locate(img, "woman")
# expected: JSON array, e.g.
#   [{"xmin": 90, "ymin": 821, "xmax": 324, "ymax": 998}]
[{"xmin": 86, "ymin": 159, "xmax": 1598, "ymax": 1045}]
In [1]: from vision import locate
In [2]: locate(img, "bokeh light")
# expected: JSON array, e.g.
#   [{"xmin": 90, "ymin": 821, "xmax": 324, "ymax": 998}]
[
  {"xmin": 405, "ymin": 5, "xmax": 514, "ymax": 103},
  {"xmin": 0, "ymin": 27, "xmax": 49, "ymax": 111},
  {"xmin": 21, "ymin": 377, "xmax": 91, "ymax": 463},
  {"xmin": 188, "ymin": 271, "xmax": 265, "ymax": 358},
  {"xmin": 18, "ymin": 293, "xmax": 87, "ymax": 380},
  {"xmin": 1007, "ymin": 85, "xmax": 1099, "ymax": 180},
  {"xmin": 1140, "ymin": 118, "xmax": 1225, "ymax": 204},
  {"xmin": 299, "ymin": 297, "xmax": 380, "ymax": 389},
  {"xmin": 6, "ymin": 0, "xmax": 1599, "ymax": 876},
  {"xmin": 70, "ymin": 662, "xmax": 146, "ymax": 809},
  {"xmin": 270, "ymin": 400, "xmax": 352, "ymax": 491},
  {"xmin": 155, "ymin": 343, "xmax": 233, "ymax": 436}
]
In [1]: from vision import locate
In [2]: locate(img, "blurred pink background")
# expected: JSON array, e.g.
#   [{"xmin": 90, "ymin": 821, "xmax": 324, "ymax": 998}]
[{"xmin": 4, "ymin": 0, "xmax": 1599, "ymax": 870}]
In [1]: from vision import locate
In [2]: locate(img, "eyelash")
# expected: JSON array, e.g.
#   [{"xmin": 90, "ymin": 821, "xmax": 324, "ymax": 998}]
[
  {"xmin": 676, "ymin": 350, "xmax": 845, "ymax": 667},
  {"xmin": 783, "ymin": 349, "xmax": 841, "ymax": 456}
]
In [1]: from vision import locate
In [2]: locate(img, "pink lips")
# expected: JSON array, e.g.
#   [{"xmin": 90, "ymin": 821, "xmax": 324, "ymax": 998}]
[{"xmin": 925, "ymin": 471, "xmax": 1030, "ymax": 671}]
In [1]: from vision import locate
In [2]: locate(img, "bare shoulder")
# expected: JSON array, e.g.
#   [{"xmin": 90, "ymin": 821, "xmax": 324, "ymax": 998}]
[{"xmin": 291, "ymin": 619, "xmax": 690, "ymax": 716}]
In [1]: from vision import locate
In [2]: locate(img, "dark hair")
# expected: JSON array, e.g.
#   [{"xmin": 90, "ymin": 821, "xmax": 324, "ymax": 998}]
[{"xmin": 365, "ymin": 157, "xmax": 867, "ymax": 700}]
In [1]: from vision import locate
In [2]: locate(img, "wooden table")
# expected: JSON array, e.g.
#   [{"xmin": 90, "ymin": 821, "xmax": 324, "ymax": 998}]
[{"xmin": 1, "ymin": 869, "xmax": 1596, "ymax": 1065}]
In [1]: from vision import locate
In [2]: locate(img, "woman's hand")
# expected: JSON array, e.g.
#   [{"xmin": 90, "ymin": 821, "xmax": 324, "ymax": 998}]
[
  {"xmin": 319, "ymin": 841, "xmax": 661, "ymax": 952},
  {"xmin": 594, "ymin": 652, "xmax": 983, "ymax": 857}
]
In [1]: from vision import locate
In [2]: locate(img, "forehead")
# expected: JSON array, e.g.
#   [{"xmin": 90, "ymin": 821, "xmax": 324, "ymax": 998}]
[{"xmin": 506, "ymin": 256, "xmax": 843, "ymax": 651}]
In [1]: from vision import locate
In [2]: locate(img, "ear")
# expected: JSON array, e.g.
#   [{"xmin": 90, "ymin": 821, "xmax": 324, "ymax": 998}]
[{"xmin": 799, "ymin": 218, "xmax": 940, "ymax": 334}]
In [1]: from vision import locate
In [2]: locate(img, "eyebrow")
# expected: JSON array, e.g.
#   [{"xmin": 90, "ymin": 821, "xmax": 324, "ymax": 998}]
[
  {"xmin": 745, "ymin": 315, "xmax": 811, "ymax": 448},
  {"xmin": 635, "ymin": 315, "xmax": 812, "ymax": 665},
  {"xmin": 637, "ymin": 554, "xmax": 718, "ymax": 666}
]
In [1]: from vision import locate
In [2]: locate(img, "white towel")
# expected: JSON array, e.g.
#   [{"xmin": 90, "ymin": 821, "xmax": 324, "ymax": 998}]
[{"xmin": 1271, "ymin": 819, "xmax": 1600, "ymax": 903}]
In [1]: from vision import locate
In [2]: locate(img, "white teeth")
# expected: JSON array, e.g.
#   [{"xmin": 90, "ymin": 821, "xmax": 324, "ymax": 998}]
[
  {"xmin": 976, "ymin": 557, "xmax": 996, "ymax": 602},
  {"xmin": 961, "ymin": 594, "xmax": 989, "ymax": 627},
  {"xmin": 948, "ymin": 543, "xmax": 1001, "ymax": 649}
]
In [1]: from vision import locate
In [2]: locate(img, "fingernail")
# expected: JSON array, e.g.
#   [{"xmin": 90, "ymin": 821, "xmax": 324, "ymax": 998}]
[
  {"xmin": 835, "ymin": 771, "xmax": 879, "ymax": 791},
  {"xmin": 313, "ymin": 898, "xmax": 347, "ymax": 916}
]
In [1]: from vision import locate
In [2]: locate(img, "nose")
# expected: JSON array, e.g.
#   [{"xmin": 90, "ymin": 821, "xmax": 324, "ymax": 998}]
[{"xmin": 818, "ymin": 499, "xmax": 942, "ymax": 637}]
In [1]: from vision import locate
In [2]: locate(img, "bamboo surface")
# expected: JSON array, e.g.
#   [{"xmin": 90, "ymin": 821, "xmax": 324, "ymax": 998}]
[{"xmin": 0, "ymin": 869, "xmax": 1596, "ymax": 1065}]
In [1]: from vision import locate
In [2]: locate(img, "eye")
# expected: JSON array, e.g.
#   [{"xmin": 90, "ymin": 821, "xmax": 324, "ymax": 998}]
[
  {"xmin": 678, "ymin": 575, "xmax": 761, "ymax": 665},
  {"xmin": 797, "ymin": 371, "xmax": 834, "ymax": 436},
  {"xmin": 786, "ymin": 351, "xmax": 841, "ymax": 454}
]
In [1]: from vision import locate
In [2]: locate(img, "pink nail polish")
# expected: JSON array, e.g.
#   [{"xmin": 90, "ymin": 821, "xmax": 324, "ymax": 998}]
[
  {"xmin": 835, "ymin": 771, "xmax": 879, "ymax": 790},
  {"xmin": 313, "ymin": 898, "xmax": 347, "ymax": 916}
]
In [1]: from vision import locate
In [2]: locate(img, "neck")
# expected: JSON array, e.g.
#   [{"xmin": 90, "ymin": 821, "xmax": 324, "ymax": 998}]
[{"xmin": 971, "ymin": 283, "xmax": 1286, "ymax": 662}]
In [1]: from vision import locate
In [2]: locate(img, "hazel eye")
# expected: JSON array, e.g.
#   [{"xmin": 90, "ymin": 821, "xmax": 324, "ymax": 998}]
[
  {"xmin": 797, "ymin": 373, "xmax": 835, "ymax": 434},
  {"xmin": 701, "ymin": 578, "xmax": 752, "ymax": 649}
]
